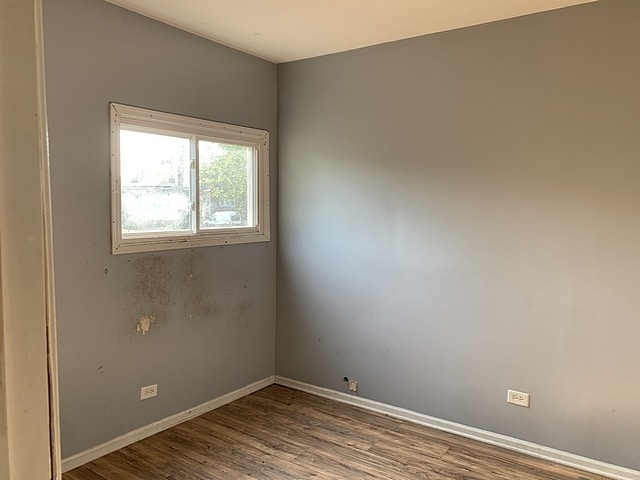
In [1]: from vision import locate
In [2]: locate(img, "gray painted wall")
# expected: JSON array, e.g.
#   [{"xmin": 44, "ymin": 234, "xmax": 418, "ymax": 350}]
[
  {"xmin": 277, "ymin": 0, "xmax": 640, "ymax": 470},
  {"xmin": 43, "ymin": 0, "xmax": 277, "ymax": 458}
]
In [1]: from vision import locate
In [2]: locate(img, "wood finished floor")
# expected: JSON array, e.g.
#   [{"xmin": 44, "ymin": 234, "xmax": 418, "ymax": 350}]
[{"xmin": 64, "ymin": 385, "xmax": 611, "ymax": 480}]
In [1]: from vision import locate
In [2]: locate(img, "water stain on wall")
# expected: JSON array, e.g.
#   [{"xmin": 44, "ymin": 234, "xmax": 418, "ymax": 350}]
[
  {"xmin": 179, "ymin": 252, "xmax": 222, "ymax": 322},
  {"xmin": 126, "ymin": 254, "xmax": 172, "ymax": 335},
  {"xmin": 125, "ymin": 250, "xmax": 257, "ymax": 337},
  {"xmin": 229, "ymin": 301, "xmax": 254, "ymax": 346},
  {"xmin": 125, "ymin": 251, "xmax": 229, "ymax": 335},
  {"xmin": 133, "ymin": 255, "xmax": 171, "ymax": 307}
]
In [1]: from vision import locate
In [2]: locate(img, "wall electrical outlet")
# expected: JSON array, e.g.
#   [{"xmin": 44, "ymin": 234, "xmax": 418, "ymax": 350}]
[
  {"xmin": 348, "ymin": 380, "xmax": 358, "ymax": 392},
  {"xmin": 507, "ymin": 389, "xmax": 530, "ymax": 407},
  {"xmin": 140, "ymin": 384, "xmax": 158, "ymax": 400}
]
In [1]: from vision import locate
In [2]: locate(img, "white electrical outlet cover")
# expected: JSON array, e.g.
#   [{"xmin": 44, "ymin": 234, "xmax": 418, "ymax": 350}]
[
  {"xmin": 507, "ymin": 389, "xmax": 530, "ymax": 407},
  {"xmin": 140, "ymin": 384, "xmax": 158, "ymax": 400}
]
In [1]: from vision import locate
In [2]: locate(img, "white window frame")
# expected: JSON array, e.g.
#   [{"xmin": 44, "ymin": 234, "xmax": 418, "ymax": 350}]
[{"xmin": 110, "ymin": 103, "xmax": 270, "ymax": 254}]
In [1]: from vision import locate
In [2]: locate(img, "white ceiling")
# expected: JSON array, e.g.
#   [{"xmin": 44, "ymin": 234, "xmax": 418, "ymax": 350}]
[{"xmin": 106, "ymin": 0, "xmax": 598, "ymax": 63}]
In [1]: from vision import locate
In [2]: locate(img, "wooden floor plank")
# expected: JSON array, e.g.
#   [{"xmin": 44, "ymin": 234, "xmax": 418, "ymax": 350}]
[{"xmin": 63, "ymin": 385, "xmax": 612, "ymax": 480}]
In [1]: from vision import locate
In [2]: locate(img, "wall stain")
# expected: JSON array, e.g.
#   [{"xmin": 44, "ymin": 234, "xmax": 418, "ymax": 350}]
[
  {"xmin": 230, "ymin": 301, "xmax": 254, "ymax": 344},
  {"xmin": 132, "ymin": 255, "xmax": 171, "ymax": 306},
  {"xmin": 232, "ymin": 302, "xmax": 253, "ymax": 324},
  {"xmin": 124, "ymin": 251, "xmax": 255, "ymax": 335},
  {"xmin": 180, "ymin": 252, "xmax": 222, "ymax": 322},
  {"xmin": 136, "ymin": 315, "xmax": 156, "ymax": 335},
  {"xmin": 126, "ymin": 254, "xmax": 172, "ymax": 336}
]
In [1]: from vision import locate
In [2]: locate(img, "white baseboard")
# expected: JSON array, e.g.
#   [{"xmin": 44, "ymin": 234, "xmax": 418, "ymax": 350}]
[
  {"xmin": 61, "ymin": 375, "xmax": 275, "ymax": 473},
  {"xmin": 275, "ymin": 376, "xmax": 640, "ymax": 480}
]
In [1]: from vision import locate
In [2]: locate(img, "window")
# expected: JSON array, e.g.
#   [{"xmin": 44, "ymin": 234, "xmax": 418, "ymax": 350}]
[{"xmin": 110, "ymin": 103, "xmax": 270, "ymax": 254}]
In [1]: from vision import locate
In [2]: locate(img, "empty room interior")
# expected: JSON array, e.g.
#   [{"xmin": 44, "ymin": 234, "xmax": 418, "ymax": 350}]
[{"xmin": 16, "ymin": 0, "xmax": 640, "ymax": 477}]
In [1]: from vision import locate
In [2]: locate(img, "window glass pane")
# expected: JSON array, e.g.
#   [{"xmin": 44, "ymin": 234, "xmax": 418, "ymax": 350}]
[
  {"xmin": 111, "ymin": 103, "xmax": 270, "ymax": 254},
  {"xmin": 198, "ymin": 140, "xmax": 253, "ymax": 229},
  {"xmin": 120, "ymin": 129, "xmax": 191, "ymax": 235}
]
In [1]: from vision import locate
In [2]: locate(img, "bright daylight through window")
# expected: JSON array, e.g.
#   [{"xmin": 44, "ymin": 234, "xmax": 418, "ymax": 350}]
[{"xmin": 110, "ymin": 103, "xmax": 270, "ymax": 254}]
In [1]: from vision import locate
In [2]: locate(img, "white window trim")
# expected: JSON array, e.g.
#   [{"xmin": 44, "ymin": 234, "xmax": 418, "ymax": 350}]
[{"xmin": 110, "ymin": 103, "xmax": 270, "ymax": 254}]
